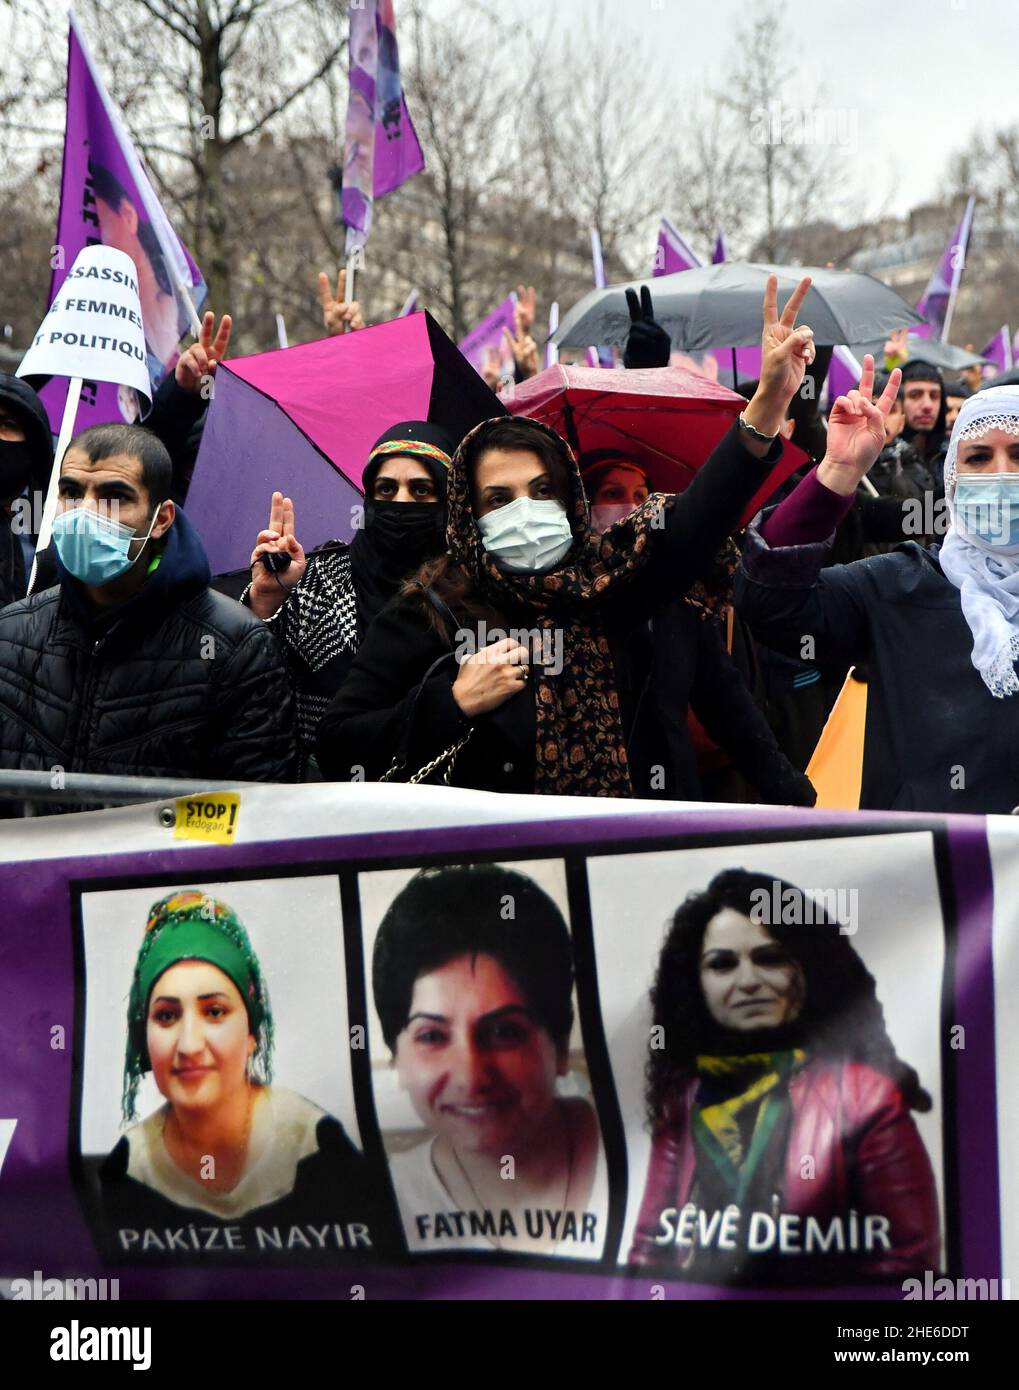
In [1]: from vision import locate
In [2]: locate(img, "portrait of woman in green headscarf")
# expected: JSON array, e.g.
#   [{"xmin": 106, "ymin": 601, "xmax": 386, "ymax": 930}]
[{"xmin": 98, "ymin": 889, "xmax": 387, "ymax": 1251}]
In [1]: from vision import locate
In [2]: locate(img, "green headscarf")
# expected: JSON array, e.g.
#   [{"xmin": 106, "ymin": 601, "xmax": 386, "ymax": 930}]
[{"xmin": 121, "ymin": 890, "xmax": 274, "ymax": 1123}]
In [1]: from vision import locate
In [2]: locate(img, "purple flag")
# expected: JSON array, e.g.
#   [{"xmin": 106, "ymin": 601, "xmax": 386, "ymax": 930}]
[
  {"xmin": 398, "ymin": 289, "xmax": 419, "ymax": 317},
  {"xmin": 342, "ymin": 0, "xmax": 424, "ymax": 255},
  {"xmin": 653, "ymin": 217, "xmax": 701, "ymax": 276},
  {"xmin": 712, "ymin": 228, "xmax": 728, "ymax": 264},
  {"xmin": 41, "ymin": 13, "xmax": 207, "ymax": 432},
  {"xmin": 458, "ymin": 293, "xmax": 517, "ymax": 375},
  {"xmin": 981, "ymin": 325, "xmax": 1012, "ymax": 376},
  {"xmin": 826, "ymin": 345, "xmax": 863, "ymax": 404},
  {"xmin": 914, "ymin": 196, "xmax": 975, "ymax": 342}
]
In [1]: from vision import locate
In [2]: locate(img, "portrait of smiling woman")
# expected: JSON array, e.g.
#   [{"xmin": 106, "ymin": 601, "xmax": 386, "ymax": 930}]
[
  {"xmin": 98, "ymin": 890, "xmax": 384, "ymax": 1248},
  {"xmin": 369, "ymin": 863, "xmax": 607, "ymax": 1258},
  {"xmin": 628, "ymin": 868, "xmax": 941, "ymax": 1283}
]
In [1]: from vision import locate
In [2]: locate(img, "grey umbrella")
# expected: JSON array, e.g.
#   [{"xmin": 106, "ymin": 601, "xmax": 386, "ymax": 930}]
[
  {"xmin": 849, "ymin": 335, "xmax": 990, "ymax": 374},
  {"xmin": 551, "ymin": 262, "xmax": 924, "ymax": 352}
]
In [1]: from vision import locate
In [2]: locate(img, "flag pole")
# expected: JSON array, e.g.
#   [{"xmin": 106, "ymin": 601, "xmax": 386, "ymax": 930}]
[
  {"xmin": 941, "ymin": 195, "xmax": 975, "ymax": 344},
  {"xmin": 176, "ymin": 278, "xmax": 203, "ymax": 338},
  {"xmin": 344, "ymin": 252, "xmax": 357, "ymax": 306},
  {"xmin": 28, "ymin": 376, "xmax": 83, "ymax": 593}
]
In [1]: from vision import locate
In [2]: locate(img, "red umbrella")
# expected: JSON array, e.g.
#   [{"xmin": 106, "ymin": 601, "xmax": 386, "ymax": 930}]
[{"xmin": 505, "ymin": 363, "xmax": 808, "ymax": 526}]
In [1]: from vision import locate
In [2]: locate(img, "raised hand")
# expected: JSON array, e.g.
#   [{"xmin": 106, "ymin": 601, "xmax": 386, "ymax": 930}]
[
  {"xmin": 175, "ymin": 311, "xmax": 232, "ymax": 394},
  {"xmin": 502, "ymin": 323, "xmax": 539, "ymax": 379},
  {"xmin": 481, "ymin": 345, "xmax": 502, "ymax": 390},
  {"xmin": 514, "ymin": 285, "xmax": 537, "ymax": 337},
  {"xmin": 759, "ymin": 273, "xmax": 815, "ymax": 403},
  {"xmin": 818, "ymin": 355, "xmax": 903, "ymax": 496},
  {"xmin": 247, "ymin": 491, "xmax": 308, "ymax": 619},
  {"xmin": 883, "ymin": 326, "xmax": 910, "ymax": 369},
  {"xmin": 623, "ymin": 284, "xmax": 671, "ymax": 369},
  {"xmin": 319, "ymin": 269, "xmax": 365, "ymax": 337}
]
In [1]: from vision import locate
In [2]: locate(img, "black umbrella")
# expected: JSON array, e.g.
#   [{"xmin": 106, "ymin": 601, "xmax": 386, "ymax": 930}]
[
  {"xmin": 985, "ymin": 366, "xmax": 1019, "ymax": 387},
  {"xmin": 849, "ymin": 335, "xmax": 990, "ymax": 374},
  {"xmin": 552, "ymin": 262, "xmax": 924, "ymax": 353}
]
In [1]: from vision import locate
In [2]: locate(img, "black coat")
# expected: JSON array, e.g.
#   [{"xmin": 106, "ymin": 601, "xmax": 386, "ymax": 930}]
[
  {"xmin": 0, "ymin": 373, "xmax": 53, "ymax": 609},
  {"xmin": 317, "ymin": 426, "xmax": 813, "ymax": 802},
  {"xmin": 735, "ymin": 518, "xmax": 1019, "ymax": 814},
  {"xmin": 0, "ymin": 509, "xmax": 296, "ymax": 803}
]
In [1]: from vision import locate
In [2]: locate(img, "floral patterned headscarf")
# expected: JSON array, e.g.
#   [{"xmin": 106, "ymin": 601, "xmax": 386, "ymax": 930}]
[{"xmin": 445, "ymin": 416, "xmax": 684, "ymax": 795}]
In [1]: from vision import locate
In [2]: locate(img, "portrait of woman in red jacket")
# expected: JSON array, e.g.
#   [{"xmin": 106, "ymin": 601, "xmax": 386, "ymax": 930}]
[{"xmin": 628, "ymin": 868, "xmax": 941, "ymax": 1284}]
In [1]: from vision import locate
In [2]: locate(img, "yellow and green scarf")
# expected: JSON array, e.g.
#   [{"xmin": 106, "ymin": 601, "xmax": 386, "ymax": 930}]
[{"xmin": 693, "ymin": 1050, "xmax": 806, "ymax": 1205}]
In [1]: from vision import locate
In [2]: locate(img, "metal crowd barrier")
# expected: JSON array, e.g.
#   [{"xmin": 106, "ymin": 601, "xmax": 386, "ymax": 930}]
[{"xmin": 0, "ymin": 769, "xmax": 255, "ymax": 811}]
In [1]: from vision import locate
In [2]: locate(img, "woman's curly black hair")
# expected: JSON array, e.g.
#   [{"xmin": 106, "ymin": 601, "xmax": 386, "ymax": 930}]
[{"xmin": 645, "ymin": 868, "xmax": 932, "ymax": 1129}]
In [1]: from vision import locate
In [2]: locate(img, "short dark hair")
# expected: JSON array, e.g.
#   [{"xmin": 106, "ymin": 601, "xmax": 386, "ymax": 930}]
[
  {"xmin": 372, "ymin": 863, "xmax": 575, "ymax": 1052},
  {"xmin": 68, "ymin": 424, "xmax": 173, "ymax": 506},
  {"xmin": 901, "ymin": 360, "xmax": 944, "ymax": 389},
  {"xmin": 464, "ymin": 418, "xmax": 571, "ymax": 506},
  {"xmin": 944, "ymin": 378, "xmax": 973, "ymax": 399}
]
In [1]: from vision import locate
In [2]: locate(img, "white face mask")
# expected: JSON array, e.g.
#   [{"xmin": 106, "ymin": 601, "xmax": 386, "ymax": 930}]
[{"xmin": 475, "ymin": 496, "xmax": 574, "ymax": 573}]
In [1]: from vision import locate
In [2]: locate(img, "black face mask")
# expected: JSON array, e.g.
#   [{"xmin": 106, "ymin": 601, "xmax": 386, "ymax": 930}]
[
  {"xmin": 362, "ymin": 499, "xmax": 445, "ymax": 554},
  {"xmin": 0, "ymin": 438, "xmax": 33, "ymax": 505}
]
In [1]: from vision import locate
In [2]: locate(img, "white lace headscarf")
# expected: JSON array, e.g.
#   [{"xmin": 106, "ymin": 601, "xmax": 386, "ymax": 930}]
[{"xmin": 939, "ymin": 385, "xmax": 1019, "ymax": 697}]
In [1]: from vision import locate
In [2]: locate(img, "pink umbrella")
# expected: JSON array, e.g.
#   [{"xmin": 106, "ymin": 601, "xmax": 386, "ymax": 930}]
[
  {"xmin": 186, "ymin": 311, "xmax": 501, "ymax": 575},
  {"xmin": 506, "ymin": 363, "xmax": 807, "ymax": 526}
]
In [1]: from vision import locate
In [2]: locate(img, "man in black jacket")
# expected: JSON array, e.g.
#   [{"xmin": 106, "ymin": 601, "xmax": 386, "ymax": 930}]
[
  {"xmin": 0, "ymin": 373, "xmax": 54, "ymax": 609},
  {"xmin": 0, "ymin": 423, "xmax": 296, "ymax": 807}
]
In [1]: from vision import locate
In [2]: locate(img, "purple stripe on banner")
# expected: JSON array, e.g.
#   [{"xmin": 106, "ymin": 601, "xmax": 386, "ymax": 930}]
[{"xmin": 945, "ymin": 821, "xmax": 1001, "ymax": 1278}]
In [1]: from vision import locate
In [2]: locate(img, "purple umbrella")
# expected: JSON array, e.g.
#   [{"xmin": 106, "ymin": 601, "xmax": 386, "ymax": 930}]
[{"xmin": 186, "ymin": 311, "xmax": 502, "ymax": 575}]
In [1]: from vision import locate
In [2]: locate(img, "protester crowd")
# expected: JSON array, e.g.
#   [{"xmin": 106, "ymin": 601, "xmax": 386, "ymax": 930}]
[{"xmin": 4, "ymin": 265, "xmax": 1019, "ymax": 817}]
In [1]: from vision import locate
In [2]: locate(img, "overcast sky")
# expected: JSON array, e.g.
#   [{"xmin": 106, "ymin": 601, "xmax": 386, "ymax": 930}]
[{"xmin": 429, "ymin": 0, "xmax": 1019, "ymax": 223}]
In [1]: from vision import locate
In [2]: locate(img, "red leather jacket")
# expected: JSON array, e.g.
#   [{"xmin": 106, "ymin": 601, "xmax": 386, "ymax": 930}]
[{"xmin": 629, "ymin": 1060, "xmax": 940, "ymax": 1277}]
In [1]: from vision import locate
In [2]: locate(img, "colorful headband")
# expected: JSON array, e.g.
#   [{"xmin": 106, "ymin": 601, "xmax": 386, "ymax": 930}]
[{"xmin": 367, "ymin": 438, "xmax": 452, "ymax": 469}]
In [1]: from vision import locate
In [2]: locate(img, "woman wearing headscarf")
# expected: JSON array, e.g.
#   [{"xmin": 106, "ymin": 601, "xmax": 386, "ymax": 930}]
[
  {"xmin": 316, "ymin": 278, "xmax": 819, "ymax": 798},
  {"xmin": 579, "ymin": 450, "xmax": 812, "ymax": 804},
  {"xmin": 243, "ymin": 420, "xmax": 455, "ymax": 774},
  {"xmin": 99, "ymin": 890, "xmax": 387, "ymax": 1253},
  {"xmin": 735, "ymin": 364, "xmax": 1019, "ymax": 813},
  {"xmin": 628, "ymin": 869, "xmax": 939, "ymax": 1282}
]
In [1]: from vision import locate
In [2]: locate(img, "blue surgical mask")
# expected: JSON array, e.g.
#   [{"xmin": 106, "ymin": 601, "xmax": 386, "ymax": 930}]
[
  {"xmin": 52, "ymin": 504, "xmax": 158, "ymax": 585},
  {"xmin": 476, "ymin": 496, "xmax": 574, "ymax": 573},
  {"xmin": 953, "ymin": 474, "xmax": 1019, "ymax": 553}
]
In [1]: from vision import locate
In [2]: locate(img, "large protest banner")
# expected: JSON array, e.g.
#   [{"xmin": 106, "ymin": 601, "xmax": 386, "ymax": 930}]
[{"xmin": 0, "ymin": 786, "xmax": 1013, "ymax": 1300}]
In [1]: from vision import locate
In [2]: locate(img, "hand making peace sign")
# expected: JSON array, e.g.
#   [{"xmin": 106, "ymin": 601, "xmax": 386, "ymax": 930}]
[
  {"xmin": 174, "ymin": 311, "xmax": 232, "ymax": 394},
  {"xmin": 319, "ymin": 269, "xmax": 365, "ymax": 336},
  {"xmin": 247, "ymin": 491, "xmax": 308, "ymax": 620},
  {"xmin": 819, "ymin": 354, "xmax": 903, "ymax": 497}
]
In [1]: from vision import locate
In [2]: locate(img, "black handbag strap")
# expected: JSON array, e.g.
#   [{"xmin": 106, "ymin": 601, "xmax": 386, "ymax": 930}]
[{"xmin": 422, "ymin": 584, "xmax": 462, "ymax": 646}]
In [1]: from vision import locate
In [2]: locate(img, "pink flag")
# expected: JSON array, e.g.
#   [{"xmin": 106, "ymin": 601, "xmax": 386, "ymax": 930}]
[
  {"xmin": 42, "ymin": 12, "xmax": 207, "ymax": 432},
  {"xmin": 342, "ymin": 0, "xmax": 424, "ymax": 255},
  {"xmin": 914, "ymin": 196, "xmax": 975, "ymax": 342}
]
